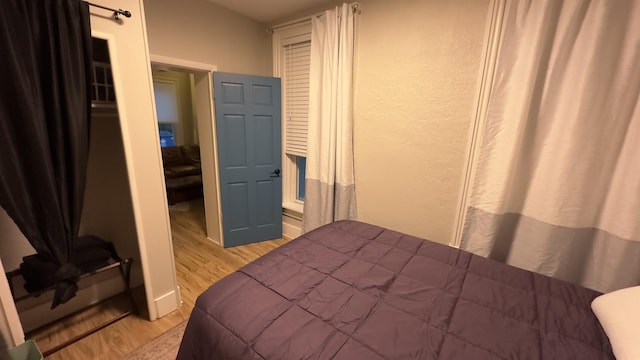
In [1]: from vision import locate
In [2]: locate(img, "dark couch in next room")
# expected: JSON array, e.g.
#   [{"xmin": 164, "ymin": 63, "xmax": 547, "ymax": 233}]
[{"xmin": 161, "ymin": 145, "xmax": 203, "ymax": 205}]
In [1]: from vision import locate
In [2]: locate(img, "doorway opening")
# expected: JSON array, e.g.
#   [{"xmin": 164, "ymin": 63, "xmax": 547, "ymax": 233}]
[
  {"xmin": 152, "ymin": 67, "xmax": 206, "ymax": 235},
  {"xmin": 149, "ymin": 55, "xmax": 222, "ymax": 247}
]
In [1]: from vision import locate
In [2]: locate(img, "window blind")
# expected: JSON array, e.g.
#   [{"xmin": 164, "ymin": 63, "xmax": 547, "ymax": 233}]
[
  {"xmin": 284, "ymin": 40, "xmax": 311, "ymax": 157},
  {"xmin": 153, "ymin": 81, "xmax": 179, "ymax": 123}
]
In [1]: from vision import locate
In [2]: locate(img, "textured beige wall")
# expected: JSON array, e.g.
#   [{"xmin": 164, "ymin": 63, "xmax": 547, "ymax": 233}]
[
  {"xmin": 354, "ymin": 0, "xmax": 491, "ymax": 244},
  {"xmin": 144, "ymin": 0, "xmax": 272, "ymax": 76}
]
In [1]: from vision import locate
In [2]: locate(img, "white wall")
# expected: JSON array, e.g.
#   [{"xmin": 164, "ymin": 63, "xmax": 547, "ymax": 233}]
[
  {"xmin": 144, "ymin": 0, "xmax": 272, "ymax": 76},
  {"xmin": 354, "ymin": 0, "xmax": 491, "ymax": 244}
]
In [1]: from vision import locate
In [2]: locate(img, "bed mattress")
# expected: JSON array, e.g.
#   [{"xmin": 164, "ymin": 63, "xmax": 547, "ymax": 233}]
[{"xmin": 177, "ymin": 220, "xmax": 613, "ymax": 359}]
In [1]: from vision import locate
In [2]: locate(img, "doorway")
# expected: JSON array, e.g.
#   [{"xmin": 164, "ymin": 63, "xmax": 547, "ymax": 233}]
[
  {"xmin": 152, "ymin": 67, "xmax": 206, "ymax": 234},
  {"xmin": 149, "ymin": 55, "xmax": 222, "ymax": 246}
]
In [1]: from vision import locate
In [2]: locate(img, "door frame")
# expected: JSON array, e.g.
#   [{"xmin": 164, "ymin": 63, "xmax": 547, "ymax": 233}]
[{"xmin": 150, "ymin": 54, "xmax": 225, "ymax": 246}]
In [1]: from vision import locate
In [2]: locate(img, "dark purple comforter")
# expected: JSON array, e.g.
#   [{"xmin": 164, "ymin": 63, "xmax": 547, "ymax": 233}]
[{"xmin": 177, "ymin": 220, "xmax": 613, "ymax": 359}]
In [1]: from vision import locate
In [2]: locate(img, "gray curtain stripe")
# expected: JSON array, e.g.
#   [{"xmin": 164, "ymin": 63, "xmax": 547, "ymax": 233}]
[
  {"xmin": 462, "ymin": 207, "xmax": 640, "ymax": 292},
  {"xmin": 302, "ymin": 179, "xmax": 356, "ymax": 233}
]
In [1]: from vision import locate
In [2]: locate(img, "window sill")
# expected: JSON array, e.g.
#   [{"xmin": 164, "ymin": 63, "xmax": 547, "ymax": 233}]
[{"xmin": 282, "ymin": 201, "xmax": 304, "ymax": 215}]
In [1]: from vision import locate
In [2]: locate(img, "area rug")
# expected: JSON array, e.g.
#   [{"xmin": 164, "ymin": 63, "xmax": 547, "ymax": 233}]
[{"xmin": 124, "ymin": 321, "xmax": 187, "ymax": 360}]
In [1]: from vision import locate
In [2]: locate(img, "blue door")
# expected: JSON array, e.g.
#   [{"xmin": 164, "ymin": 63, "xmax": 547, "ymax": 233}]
[{"xmin": 213, "ymin": 72, "xmax": 282, "ymax": 247}]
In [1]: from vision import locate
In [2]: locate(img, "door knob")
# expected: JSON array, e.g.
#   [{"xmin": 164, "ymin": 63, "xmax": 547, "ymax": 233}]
[{"xmin": 270, "ymin": 169, "xmax": 280, "ymax": 178}]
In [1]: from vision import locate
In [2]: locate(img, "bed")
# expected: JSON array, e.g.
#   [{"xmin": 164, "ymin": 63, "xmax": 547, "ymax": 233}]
[{"xmin": 177, "ymin": 220, "xmax": 615, "ymax": 359}]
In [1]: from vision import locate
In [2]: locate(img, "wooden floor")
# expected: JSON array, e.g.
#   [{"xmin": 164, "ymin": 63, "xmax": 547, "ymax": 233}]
[{"xmin": 31, "ymin": 200, "xmax": 290, "ymax": 359}]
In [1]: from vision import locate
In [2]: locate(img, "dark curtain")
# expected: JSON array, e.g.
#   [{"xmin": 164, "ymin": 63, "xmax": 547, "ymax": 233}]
[{"xmin": 0, "ymin": 0, "xmax": 92, "ymax": 308}]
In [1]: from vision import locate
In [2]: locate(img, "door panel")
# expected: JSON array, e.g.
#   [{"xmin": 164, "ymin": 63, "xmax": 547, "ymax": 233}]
[
  {"xmin": 254, "ymin": 116, "xmax": 274, "ymax": 165},
  {"xmin": 214, "ymin": 72, "xmax": 282, "ymax": 247},
  {"xmin": 256, "ymin": 180, "xmax": 276, "ymax": 226},
  {"xmin": 228, "ymin": 182, "xmax": 250, "ymax": 231},
  {"xmin": 223, "ymin": 115, "xmax": 248, "ymax": 168}
]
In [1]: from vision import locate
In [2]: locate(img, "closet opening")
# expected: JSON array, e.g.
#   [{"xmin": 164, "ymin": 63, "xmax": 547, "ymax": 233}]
[{"xmin": 2, "ymin": 36, "xmax": 146, "ymax": 356}]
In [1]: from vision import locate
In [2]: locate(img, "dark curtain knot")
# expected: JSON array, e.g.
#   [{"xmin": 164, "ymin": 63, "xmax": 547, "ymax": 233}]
[{"xmin": 52, "ymin": 263, "xmax": 83, "ymax": 309}]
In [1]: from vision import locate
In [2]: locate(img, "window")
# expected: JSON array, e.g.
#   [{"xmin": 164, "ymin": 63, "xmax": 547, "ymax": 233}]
[
  {"xmin": 274, "ymin": 23, "xmax": 312, "ymax": 213},
  {"xmin": 153, "ymin": 80, "xmax": 179, "ymax": 147},
  {"xmin": 91, "ymin": 38, "xmax": 116, "ymax": 105},
  {"xmin": 91, "ymin": 61, "xmax": 115, "ymax": 103},
  {"xmin": 297, "ymin": 156, "xmax": 306, "ymax": 200},
  {"xmin": 158, "ymin": 123, "xmax": 176, "ymax": 147}
]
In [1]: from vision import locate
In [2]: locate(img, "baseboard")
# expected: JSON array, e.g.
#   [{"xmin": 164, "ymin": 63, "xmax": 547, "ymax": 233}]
[
  {"xmin": 154, "ymin": 288, "xmax": 181, "ymax": 318},
  {"xmin": 283, "ymin": 214, "xmax": 302, "ymax": 239},
  {"xmin": 207, "ymin": 235, "xmax": 221, "ymax": 246}
]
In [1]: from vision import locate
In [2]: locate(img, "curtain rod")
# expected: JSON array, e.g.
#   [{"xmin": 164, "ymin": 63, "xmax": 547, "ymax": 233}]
[
  {"xmin": 85, "ymin": 1, "xmax": 131, "ymax": 20},
  {"xmin": 269, "ymin": 2, "xmax": 359, "ymax": 32}
]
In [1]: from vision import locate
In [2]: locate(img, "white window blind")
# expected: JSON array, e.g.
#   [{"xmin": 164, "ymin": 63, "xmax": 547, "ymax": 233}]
[
  {"xmin": 153, "ymin": 81, "xmax": 179, "ymax": 123},
  {"xmin": 284, "ymin": 40, "xmax": 311, "ymax": 157}
]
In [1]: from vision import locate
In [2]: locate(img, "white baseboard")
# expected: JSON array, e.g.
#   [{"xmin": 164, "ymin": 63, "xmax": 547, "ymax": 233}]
[
  {"xmin": 154, "ymin": 288, "xmax": 181, "ymax": 318},
  {"xmin": 283, "ymin": 214, "xmax": 302, "ymax": 239},
  {"xmin": 207, "ymin": 235, "xmax": 221, "ymax": 246}
]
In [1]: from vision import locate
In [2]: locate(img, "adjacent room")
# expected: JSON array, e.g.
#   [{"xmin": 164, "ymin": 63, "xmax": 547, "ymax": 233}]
[{"xmin": 0, "ymin": 0, "xmax": 638, "ymax": 359}]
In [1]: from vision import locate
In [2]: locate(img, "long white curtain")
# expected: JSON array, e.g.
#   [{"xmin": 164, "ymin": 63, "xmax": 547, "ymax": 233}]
[
  {"xmin": 302, "ymin": 3, "xmax": 357, "ymax": 233},
  {"xmin": 461, "ymin": 0, "xmax": 640, "ymax": 293}
]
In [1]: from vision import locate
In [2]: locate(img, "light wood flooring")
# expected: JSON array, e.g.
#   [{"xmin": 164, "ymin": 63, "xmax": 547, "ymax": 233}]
[{"xmin": 29, "ymin": 200, "xmax": 290, "ymax": 359}]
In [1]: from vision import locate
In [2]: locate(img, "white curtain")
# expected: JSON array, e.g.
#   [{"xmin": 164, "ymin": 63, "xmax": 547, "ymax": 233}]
[
  {"xmin": 302, "ymin": 3, "xmax": 357, "ymax": 233},
  {"xmin": 461, "ymin": 0, "xmax": 640, "ymax": 293}
]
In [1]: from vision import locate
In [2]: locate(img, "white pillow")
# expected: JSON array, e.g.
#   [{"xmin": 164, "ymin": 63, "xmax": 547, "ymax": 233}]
[{"xmin": 591, "ymin": 286, "xmax": 640, "ymax": 360}]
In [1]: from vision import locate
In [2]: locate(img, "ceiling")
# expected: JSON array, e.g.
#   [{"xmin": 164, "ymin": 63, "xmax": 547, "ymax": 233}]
[{"xmin": 204, "ymin": 0, "xmax": 336, "ymax": 23}]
